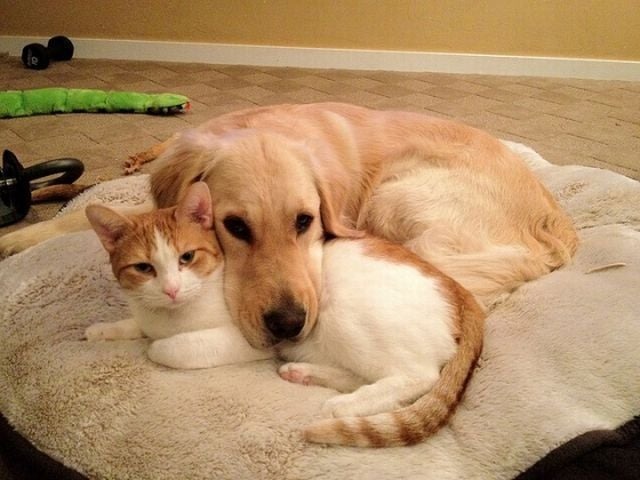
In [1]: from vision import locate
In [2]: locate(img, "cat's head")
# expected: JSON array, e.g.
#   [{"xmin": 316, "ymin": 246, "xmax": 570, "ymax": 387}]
[{"xmin": 86, "ymin": 182, "xmax": 222, "ymax": 309}]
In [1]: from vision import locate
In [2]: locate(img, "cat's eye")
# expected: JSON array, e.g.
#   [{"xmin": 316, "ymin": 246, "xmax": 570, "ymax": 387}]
[
  {"xmin": 295, "ymin": 214, "xmax": 314, "ymax": 234},
  {"xmin": 180, "ymin": 250, "xmax": 195, "ymax": 265},
  {"xmin": 134, "ymin": 263, "xmax": 154, "ymax": 275},
  {"xmin": 223, "ymin": 216, "xmax": 252, "ymax": 243}
]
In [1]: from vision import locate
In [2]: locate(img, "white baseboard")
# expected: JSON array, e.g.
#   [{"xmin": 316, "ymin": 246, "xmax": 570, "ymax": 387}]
[{"xmin": 2, "ymin": 36, "xmax": 639, "ymax": 81}]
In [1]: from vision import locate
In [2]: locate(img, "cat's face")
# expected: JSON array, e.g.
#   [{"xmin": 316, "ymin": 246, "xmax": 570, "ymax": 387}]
[
  {"xmin": 111, "ymin": 216, "xmax": 221, "ymax": 309},
  {"xmin": 87, "ymin": 182, "xmax": 222, "ymax": 310}
]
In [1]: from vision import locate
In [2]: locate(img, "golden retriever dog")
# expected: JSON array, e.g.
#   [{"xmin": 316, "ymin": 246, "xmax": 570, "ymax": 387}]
[{"xmin": 0, "ymin": 103, "xmax": 577, "ymax": 348}]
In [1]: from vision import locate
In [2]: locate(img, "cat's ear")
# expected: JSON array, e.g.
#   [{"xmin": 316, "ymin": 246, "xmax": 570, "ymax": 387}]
[
  {"xmin": 175, "ymin": 181, "xmax": 213, "ymax": 229},
  {"xmin": 85, "ymin": 205, "xmax": 132, "ymax": 254}
]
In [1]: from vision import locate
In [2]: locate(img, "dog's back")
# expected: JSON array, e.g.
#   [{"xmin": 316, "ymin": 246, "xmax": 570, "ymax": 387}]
[
  {"xmin": 151, "ymin": 102, "xmax": 577, "ymax": 306},
  {"xmin": 0, "ymin": 102, "xmax": 577, "ymax": 309}
]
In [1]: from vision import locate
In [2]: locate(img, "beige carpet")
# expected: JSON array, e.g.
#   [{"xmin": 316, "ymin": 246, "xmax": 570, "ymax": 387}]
[
  {"xmin": 1, "ymin": 54, "xmax": 640, "ymax": 478},
  {"xmin": 0, "ymin": 54, "xmax": 639, "ymax": 236}
]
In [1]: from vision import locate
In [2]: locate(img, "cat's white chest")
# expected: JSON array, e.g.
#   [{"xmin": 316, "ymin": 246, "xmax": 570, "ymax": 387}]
[{"xmin": 282, "ymin": 239, "xmax": 457, "ymax": 382}]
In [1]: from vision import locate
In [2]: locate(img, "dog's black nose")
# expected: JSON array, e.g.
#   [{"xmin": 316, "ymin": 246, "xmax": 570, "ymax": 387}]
[{"xmin": 263, "ymin": 306, "xmax": 305, "ymax": 340}]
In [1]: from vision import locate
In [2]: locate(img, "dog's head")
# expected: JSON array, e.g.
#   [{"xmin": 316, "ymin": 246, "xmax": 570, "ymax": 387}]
[{"xmin": 154, "ymin": 129, "xmax": 360, "ymax": 348}]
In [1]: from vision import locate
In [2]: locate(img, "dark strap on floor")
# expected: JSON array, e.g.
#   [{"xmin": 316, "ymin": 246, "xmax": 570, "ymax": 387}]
[
  {"xmin": 516, "ymin": 415, "xmax": 640, "ymax": 480},
  {"xmin": 3, "ymin": 407, "xmax": 639, "ymax": 480},
  {"xmin": 0, "ymin": 411, "xmax": 87, "ymax": 480}
]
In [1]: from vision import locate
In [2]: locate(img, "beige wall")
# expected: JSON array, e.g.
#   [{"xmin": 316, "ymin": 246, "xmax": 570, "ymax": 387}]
[{"xmin": 2, "ymin": 0, "xmax": 639, "ymax": 61}]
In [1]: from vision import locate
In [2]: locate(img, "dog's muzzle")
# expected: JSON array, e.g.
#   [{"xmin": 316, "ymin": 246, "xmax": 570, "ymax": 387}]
[{"xmin": 263, "ymin": 300, "xmax": 306, "ymax": 341}]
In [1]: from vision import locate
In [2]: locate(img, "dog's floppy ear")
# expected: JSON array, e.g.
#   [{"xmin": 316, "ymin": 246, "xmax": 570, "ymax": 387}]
[
  {"xmin": 150, "ymin": 130, "xmax": 220, "ymax": 208},
  {"xmin": 315, "ymin": 176, "xmax": 364, "ymax": 239}
]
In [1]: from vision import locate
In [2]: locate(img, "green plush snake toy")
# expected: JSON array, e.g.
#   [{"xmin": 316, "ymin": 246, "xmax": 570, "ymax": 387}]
[{"xmin": 0, "ymin": 88, "xmax": 190, "ymax": 118}]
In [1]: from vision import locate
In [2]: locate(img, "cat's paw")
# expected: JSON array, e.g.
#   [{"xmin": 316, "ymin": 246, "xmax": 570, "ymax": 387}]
[
  {"xmin": 85, "ymin": 322, "xmax": 119, "ymax": 341},
  {"xmin": 147, "ymin": 338, "xmax": 206, "ymax": 369},
  {"xmin": 278, "ymin": 362, "xmax": 316, "ymax": 386},
  {"xmin": 147, "ymin": 339, "xmax": 184, "ymax": 368},
  {"xmin": 321, "ymin": 393, "xmax": 366, "ymax": 418}
]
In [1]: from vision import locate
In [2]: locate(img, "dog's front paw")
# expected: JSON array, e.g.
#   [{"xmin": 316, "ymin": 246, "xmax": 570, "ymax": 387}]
[
  {"xmin": 278, "ymin": 362, "xmax": 315, "ymax": 385},
  {"xmin": 0, "ymin": 229, "xmax": 37, "ymax": 257},
  {"xmin": 0, "ymin": 221, "xmax": 63, "ymax": 257}
]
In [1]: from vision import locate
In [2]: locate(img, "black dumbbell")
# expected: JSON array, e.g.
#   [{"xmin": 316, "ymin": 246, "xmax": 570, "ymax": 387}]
[{"xmin": 22, "ymin": 36, "xmax": 74, "ymax": 70}]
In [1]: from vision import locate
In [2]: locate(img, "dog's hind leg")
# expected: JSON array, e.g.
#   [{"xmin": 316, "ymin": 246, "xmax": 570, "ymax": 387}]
[
  {"xmin": 0, "ymin": 200, "xmax": 154, "ymax": 257},
  {"xmin": 124, "ymin": 134, "xmax": 180, "ymax": 174}
]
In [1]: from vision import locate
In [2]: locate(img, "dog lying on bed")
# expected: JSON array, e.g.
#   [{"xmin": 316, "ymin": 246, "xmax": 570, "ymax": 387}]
[{"xmin": 0, "ymin": 102, "xmax": 577, "ymax": 349}]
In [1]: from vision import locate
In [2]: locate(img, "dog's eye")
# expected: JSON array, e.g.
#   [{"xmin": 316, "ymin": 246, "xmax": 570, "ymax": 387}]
[
  {"xmin": 179, "ymin": 250, "xmax": 195, "ymax": 265},
  {"xmin": 134, "ymin": 263, "xmax": 155, "ymax": 275},
  {"xmin": 223, "ymin": 216, "xmax": 253, "ymax": 243},
  {"xmin": 295, "ymin": 214, "xmax": 314, "ymax": 234}
]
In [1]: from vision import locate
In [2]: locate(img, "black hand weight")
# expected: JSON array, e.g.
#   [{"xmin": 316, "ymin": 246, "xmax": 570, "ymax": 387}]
[
  {"xmin": 22, "ymin": 36, "xmax": 74, "ymax": 70},
  {"xmin": 0, "ymin": 150, "xmax": 84, "ymax": 226}
]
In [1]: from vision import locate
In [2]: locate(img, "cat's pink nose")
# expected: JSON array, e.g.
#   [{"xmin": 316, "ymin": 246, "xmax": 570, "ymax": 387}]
[{"xmin": 163, "ymin": 285, "xmax": 179, "ymax": 300}]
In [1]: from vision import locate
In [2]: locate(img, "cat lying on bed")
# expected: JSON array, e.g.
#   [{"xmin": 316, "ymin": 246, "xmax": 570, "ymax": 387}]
[
  {"xmin": 84, "ymin": 183, "xmax": 271, "ymax": 365},
  {"xmin": 84, "ymin": 181, "xmax": 485, "ymax": 448}
]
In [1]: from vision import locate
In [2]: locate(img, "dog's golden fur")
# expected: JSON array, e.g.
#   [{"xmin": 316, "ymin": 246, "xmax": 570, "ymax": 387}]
[{"xmin": 0, "ymin": 103, "xmax": 577, "ymax": 348}]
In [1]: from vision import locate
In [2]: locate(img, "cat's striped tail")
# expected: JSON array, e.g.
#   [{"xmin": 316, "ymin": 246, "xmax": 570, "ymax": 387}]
[{"xmin": 304, "ymin": 284, "xmax": 485, "ymax": 448}]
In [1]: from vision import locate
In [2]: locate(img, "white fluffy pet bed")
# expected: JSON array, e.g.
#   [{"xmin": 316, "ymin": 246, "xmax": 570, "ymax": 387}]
[{"xmin": 1, "ymin": 142, "xmax": 639, "ymax": 479}]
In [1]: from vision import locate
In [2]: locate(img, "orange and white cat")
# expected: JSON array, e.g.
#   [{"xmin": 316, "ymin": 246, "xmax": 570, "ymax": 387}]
[
  {"xmin": 277, "ymin": 237, "xmax": 484, "ymax": 447},
  {"xmin": 85, "ymin": 181, "xmax": 485, "ymax": 448},
  {"xmin": 84, "ymin": 182, "xmax": 271, "ymax": 366}
]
